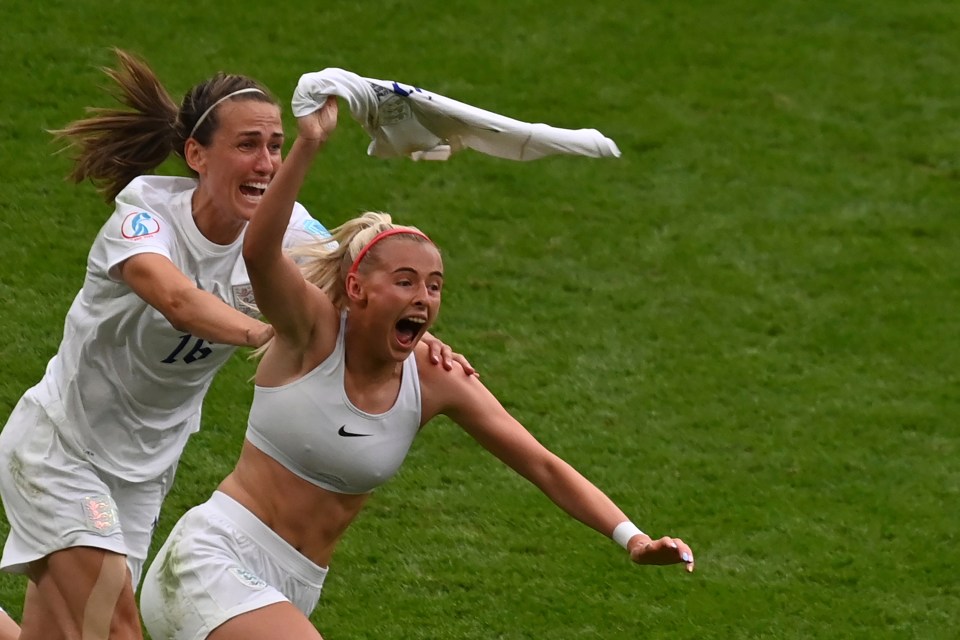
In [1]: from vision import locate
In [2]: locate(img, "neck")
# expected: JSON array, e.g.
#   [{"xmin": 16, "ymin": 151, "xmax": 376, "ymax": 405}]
[
  {"xmin": 343, "ymin": 321, "xmax": 401, "ymax": 383},
  {"xmin": 191, "ymin": 190, "xmax": 245, "ymax": 245},
  {"xmin": 342, "ymin": 322, "xmax": 404, "ymax": 415}
]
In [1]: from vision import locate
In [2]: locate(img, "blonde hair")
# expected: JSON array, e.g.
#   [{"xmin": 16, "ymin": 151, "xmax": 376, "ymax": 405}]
[
  {"xmin": 292, "ymin": 211, "xmax": 435, "ymax": 309},
  {"xmin": 250, "ymin": 211, "xmax": 434, "ymax": 361},
  {"xmin": 51, "ymin": 48, "xmax": 277, "ymax": 202}
]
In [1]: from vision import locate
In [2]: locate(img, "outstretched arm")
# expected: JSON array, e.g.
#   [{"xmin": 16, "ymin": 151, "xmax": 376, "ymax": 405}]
[
  {"xmin": 421, "ymin": 355, "xmax": 693, "ymax": 571},
  {"xmin": 121, "ymin": 253, "xmax": 273, "ymax": 348}
]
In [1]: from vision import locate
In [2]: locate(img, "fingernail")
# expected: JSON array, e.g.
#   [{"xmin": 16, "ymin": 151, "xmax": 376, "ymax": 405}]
[
  {"xmin": 681, "ymin": 552, "xmax": 691, "ymax": 563},
  {"xmin": 670, "ymin": 543, "xmax": 678, "ymax": 549}
]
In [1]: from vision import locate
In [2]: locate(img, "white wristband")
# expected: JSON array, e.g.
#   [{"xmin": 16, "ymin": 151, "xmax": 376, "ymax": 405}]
[{"xmin": 612, "ymin": 521, "xmax": 646, "ymax": 550}]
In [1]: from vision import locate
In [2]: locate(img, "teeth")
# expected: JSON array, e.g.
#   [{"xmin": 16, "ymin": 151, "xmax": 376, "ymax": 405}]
[
  {"xmin": 405, "ymin": 317, "xmax": 426, "ymax": 324},
  {"xmin": 242, "ymin": 182, "xmax": 269, "ymax": 191}
]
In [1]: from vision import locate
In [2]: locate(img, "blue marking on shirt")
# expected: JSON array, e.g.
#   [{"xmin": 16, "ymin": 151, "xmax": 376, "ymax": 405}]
[
  {"xmin": 131, "ymin": 212, "xmax": 153, "ymax": 237},
  {"xmin": 304, "ymin": 219, "xmax": 331, "ymax": 237}
]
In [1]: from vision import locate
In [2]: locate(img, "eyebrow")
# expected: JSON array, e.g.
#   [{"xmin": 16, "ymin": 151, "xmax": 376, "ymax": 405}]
[
  {"xmin": 236, "ymin": 130, "xmax": 284, "ymax": 139},
  {"xmin": 393, "ymin": 267, "xmax": 444, "ymax": 278}
]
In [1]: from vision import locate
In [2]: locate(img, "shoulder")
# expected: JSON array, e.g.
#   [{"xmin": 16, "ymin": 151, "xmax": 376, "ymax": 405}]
[
  {"xmin": 108, "ymin": 177, "xmax": 195, "ymax": 231},
  {"xmin": 115, "ymin": 176, "xmax": 197, "ymax": 208},
  {"xmin": 414, "ymin": 343, "xmax": 470, "ymax": 381},
  {"xmin": 415, "ymin": 344, "xmax": 484, "ymax": 421},
  {"xmin": 285, "ymin": 203, "xmax": 334, "ymax": 247}
]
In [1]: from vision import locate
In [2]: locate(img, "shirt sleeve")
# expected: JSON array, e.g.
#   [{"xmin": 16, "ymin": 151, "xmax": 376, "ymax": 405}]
[
  {"xmin": 284, "ymin": 202, "xmax": 336, "ymax": 249},
  {"xmin": 98, "ymin": 200, "xmax": 178, "ymax": 282}
]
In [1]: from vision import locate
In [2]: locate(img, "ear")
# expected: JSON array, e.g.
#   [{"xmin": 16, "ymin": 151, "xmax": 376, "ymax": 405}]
[
  {"xmin": 345, "ymin": 272, "xmax": 367, "ymax": 306},
  {"xmin": 184, "ymin": 138, "xmax": 206, "ymax": 175}
]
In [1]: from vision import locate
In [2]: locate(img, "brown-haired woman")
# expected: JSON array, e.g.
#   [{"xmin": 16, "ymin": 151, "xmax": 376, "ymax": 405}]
[{"xmin": 0, "ymin": 50, "xmax": 467, "ymax": 640}]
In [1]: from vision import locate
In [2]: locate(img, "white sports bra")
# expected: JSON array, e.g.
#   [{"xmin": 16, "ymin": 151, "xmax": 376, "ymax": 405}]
[{"xmin": 246, "ymin": 313, "xmax": 422, "ymax": 494}]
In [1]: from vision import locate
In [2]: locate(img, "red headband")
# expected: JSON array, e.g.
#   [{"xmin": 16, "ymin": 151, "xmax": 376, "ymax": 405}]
[{"xmin": 348, "ymin": 227, "xmax": 434, "ymax": 274}]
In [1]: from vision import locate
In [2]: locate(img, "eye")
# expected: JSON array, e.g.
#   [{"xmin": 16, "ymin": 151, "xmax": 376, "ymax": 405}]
[
  {"xmin": 428, "ymin": 282, "xmax": 442, "ymax": 293},
  {"xmin": 269, "ymin": 142, "xmax": 283, "ymax": 154},
  {"xmin": 239, "ymin": 141, "xmax": 256, "ymax": 150}
]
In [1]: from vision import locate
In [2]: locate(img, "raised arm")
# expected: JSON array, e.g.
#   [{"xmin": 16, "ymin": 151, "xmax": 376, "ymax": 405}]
[
  {"xmin": 420, "ymin": 352, "xmax": 694, "ymax": 571},
  {"xmin": 242, "ymin": 96, "xmax": 339, "ymax": 347}
]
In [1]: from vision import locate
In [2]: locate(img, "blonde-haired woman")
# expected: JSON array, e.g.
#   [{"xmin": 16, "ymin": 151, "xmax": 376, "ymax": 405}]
[
  {"xmin": 0, "ymin": 51, "xmax": 466, "ymax": 640},
  {"xmin": 139, "ymin": 95, "xmax": 694, "ymax": 640}
]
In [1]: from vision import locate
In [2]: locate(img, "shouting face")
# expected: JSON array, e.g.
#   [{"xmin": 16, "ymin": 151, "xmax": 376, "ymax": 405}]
[
  {"xmin": 350, "ymin": 236, "xmax": 444, "ymax": 361},
  {"xmin": 187, "ymin": 99, "xmax": 284, "ymax": 239}
]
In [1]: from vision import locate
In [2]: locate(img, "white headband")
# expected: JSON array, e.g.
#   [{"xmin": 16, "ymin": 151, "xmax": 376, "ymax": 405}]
[{"xmin": 188, "ymin": 87, "xmax": 265, "ymax": 139}]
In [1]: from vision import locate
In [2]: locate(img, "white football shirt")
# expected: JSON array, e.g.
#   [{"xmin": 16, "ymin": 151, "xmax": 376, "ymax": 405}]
[{"xmin": 30, "ymin": 176, "xmax": 330, "ymax": 481}]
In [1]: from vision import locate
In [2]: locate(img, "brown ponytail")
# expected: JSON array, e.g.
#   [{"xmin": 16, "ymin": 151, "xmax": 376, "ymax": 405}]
[
  {"xmin": 52, "ymin": 49, "xmax": 179, "ymax": 202},
  {"xmin": 53, "ymin": 49, "xmax": 277, "ymax": 203}
]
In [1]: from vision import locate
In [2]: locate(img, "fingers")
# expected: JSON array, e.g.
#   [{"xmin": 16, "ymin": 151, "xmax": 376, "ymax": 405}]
[
  {"xmin": 662, "ymin": 536, "xmax": 695, "ymax": 572},
  {"xmin": 320, "ymin": 95, "xmax": 339, "ymax": 131},
  {"xmin": 435, "ymin": 346, "xmax": 479, "ymax": 376},
  {"xmin": 297, "ymin": 96, "xmax": 339, "ymax": 141},
  {"xmin": 453, "ymin": 354, "xmax": 477, "ymax": 377},
  {"xmin": 427, "ymin": 341, "xmax": 450, "ymax": 369},
  {"xmin": 321, "ymin": 95, "xmax": 339, "ymax": 120},
  {"xmin": 672, "ymin": 538, "xmax": 695, "ymax": 573},
  {"xmin": 631, "ymin": 536, "xmax": 695, "ymax": 572},
  {"xmin": 424, "ymin": 339, "xmax": 478, "ymax": 376},
  {"xmin": 440, "ymin": 345, "xmax": 454, "ymax": 370},
  {"xmin": 247, "ymin": 323, "xmax": 274, "ymax": 348}
]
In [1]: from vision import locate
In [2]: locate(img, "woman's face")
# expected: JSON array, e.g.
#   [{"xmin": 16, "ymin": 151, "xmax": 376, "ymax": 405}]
[
  {"xmin": 356, "ymin": 237, "xmax": 444, "ymax": 359},
  {"xmin": 188, "ymin": 99, "xmax": 283, "ymax": 223}
]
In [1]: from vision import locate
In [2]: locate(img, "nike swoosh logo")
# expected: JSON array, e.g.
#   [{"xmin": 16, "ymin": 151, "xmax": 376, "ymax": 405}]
[{"xmin": 338, "ymin": 425, "xmax": 373, "ymax": 438}]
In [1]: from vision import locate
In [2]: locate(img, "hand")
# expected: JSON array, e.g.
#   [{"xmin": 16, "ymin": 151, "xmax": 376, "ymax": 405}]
[
  {"xmin": 246, "ymin": 322, "xmax": 275, "ymax": 348},
  {"xmin": 628, "ymin": 535, "xmax": 695, "ymax": 573},
  {"xmin": 297, "ymin": 95, "xmax": 338, "ymax": 142},
  {"xmin": 421, "ymin": 333, "xmax": 478, "ymax": 377}
]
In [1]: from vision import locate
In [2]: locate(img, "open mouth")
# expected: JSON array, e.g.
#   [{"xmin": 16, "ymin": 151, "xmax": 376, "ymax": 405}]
[
  {"xmin": 395, "ymin": 316, "xmax": 426, "ymax": 347},
  {"xmin": 239, "ymin": 181, "xmax": 268, "ymax": 201}
]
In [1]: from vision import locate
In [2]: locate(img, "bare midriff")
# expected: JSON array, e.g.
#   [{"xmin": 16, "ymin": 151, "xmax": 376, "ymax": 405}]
[{"xmin": 217, "ymin": 439, "xmax": 371, "ymax": 568}]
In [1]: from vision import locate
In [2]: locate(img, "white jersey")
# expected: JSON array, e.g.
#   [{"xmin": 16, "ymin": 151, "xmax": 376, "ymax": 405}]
[{"xmin": 28, "ymin": 176, "xmax": 331, "ymax": 482}]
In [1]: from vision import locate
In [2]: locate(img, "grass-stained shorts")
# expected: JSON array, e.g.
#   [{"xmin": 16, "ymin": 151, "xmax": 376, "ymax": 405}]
[
  {"xmin": 0, "ymin": 391, "xmax": 175, "ymax": 586},
  {"xmin": 140, "ymin": 491, "xmax": 328, "ymax": 640}
]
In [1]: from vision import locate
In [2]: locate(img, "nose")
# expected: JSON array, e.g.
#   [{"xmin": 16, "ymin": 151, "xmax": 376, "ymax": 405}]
[
  {"xmin": 253, "ymin": 146, "xmax": 274, "ymax": 174},
  {"xmin": 412, "ymin": 281, "xmax": 429, "ymax": 305}
]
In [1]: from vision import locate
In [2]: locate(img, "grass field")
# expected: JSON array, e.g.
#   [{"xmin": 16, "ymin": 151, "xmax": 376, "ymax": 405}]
[{"xmin": 1, "ymin": 1, "xmax": 959, "ymax": 638}]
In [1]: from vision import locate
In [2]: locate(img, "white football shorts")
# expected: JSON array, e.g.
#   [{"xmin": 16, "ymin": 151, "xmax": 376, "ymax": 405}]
[
  {"xmin": 140, "ymin": 491, "xmax": 328, "ymax": 640},
  {"xmin": 0, "ymin": 391, "xmax": 176, "ymax": 586}
]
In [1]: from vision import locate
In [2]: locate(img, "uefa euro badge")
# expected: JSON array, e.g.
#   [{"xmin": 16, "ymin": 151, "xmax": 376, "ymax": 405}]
[
  {"xmin": 120, "ymin": 211, "xmax": 161, "ymax": 240},
  {"xmin": 81, "ymin": 495, "xmax": 120, "ymax": 535}
]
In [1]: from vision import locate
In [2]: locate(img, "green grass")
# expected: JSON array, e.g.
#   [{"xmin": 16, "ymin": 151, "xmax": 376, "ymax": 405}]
[{"xmin": 2, "ymin": 0, "xmax": 959, "ymax": 638}]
